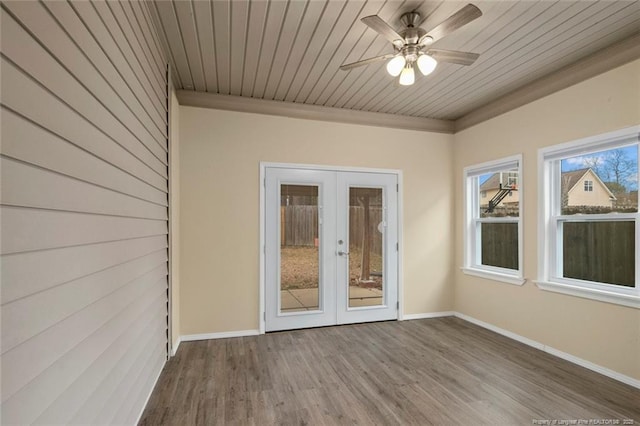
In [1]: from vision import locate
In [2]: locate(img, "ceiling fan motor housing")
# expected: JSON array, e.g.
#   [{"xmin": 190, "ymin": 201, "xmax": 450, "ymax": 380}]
[
  {"xmin": 402, "ymin": 45, "xmax": 421, "ymax": 63},
  {"xmin": 400, "ymin": 11, "xmax": 421, "ymax": 28},
  {"xmin": 399, "ymin": 12, "xmax": 427, "ymax": 46}
]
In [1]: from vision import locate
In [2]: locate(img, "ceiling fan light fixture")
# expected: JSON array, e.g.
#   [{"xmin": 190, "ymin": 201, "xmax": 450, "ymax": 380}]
[
  {"xmin": 399, "ymin": 64, "xmax": 415, "ymax": 86},
  {"xmin": 340, "ymin": 5, "xmax": 482, "ymax": 86},
  {"xmin": 421, "ymin": 35, "xmax": 434, "ymax": 45},
  {"xmin": 386, "ymin": 55, "xmax": 406, "ymax": 77},
  {"xmin": 417, "ymin": 54, "xmax": 437, "ymax": 76}
]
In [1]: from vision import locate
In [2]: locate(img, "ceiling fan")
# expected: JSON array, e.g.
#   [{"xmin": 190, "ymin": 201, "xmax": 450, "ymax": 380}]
[{"xmin": 340, "ymin": 4, "xmax": 482, "ymax": 86}]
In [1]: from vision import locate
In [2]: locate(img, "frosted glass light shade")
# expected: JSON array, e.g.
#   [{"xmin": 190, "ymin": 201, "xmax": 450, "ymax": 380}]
[
  {"xmin": 399, "ymin": 65, "xmax": 415, "ymax": 86},
  {"xmin": 417, "ymin": 54, "xmax": 437, "ymax": 75},
  {"xmin": 386, "ymin": 56, "xmax": 406, "ymax": 77}
]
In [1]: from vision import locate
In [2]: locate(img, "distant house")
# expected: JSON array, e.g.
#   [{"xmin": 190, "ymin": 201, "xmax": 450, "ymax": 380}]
[
  {"xmin": 561, "ymin": 168, "xmax": 616, "ymax": 208},
  {"xmin": 480, "ymin": 168, "xmax": 617, "ymax": 210},
  {"xmin": 479, "ymin": 171, "xmax": 519, "ymax": 208}
]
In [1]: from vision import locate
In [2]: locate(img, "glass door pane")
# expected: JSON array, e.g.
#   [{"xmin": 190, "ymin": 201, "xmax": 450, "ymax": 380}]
[
  {"xmin": 348, "ymin": 187, "xmax": 384, "ymax": 308},
  {"xmin": 336, "ymin": 171, "xmax": 397, "ymax": 325},
  {"xmin": 280, "ymin": 184, "xmax": 319, "ymax": 312},
  {"xmin": 265, "ymin": 167, "xmax": 336, "ymax": 332}
]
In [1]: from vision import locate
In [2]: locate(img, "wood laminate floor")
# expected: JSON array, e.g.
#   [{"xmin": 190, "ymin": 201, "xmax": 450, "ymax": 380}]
[{"xmin": 139, "ymin": 317, "xmax": 640, "ymax": 425}]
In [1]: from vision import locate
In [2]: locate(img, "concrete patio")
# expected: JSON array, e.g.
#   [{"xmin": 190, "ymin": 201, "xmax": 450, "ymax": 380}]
[{"xmin": 281, "ymin": 286, "xmax": 383, "ymax": 311}]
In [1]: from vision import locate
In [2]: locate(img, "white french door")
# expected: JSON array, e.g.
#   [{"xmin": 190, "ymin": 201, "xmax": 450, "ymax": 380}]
[{"xmin": 264, "ymin": 166, "xmax": 399, "ymax": 332}]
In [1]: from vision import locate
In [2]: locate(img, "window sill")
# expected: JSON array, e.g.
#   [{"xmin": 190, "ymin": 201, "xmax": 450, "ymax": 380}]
[
  {"xmin": 534, "ymin": 280, "xmax": 640, "ymax": 309},
  {"xmin": 461, "ymin": 267, "xmax": 526, "ymax": 286}
]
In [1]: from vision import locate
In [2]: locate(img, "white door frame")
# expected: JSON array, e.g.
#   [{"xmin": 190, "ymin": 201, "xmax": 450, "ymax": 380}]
[{"xmin": 259, "ymin": 162, "xmax": 404, "ymax": 334}]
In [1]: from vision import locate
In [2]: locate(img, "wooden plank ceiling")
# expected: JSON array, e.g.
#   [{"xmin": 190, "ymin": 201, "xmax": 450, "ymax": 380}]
[{"xmin": 149, "ymin": 0, "xmax": 640, "ymax": 121}]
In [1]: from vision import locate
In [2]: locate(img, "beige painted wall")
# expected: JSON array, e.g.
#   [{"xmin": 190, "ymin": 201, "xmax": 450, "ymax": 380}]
[
  {"xmin": 179, "ymin": 108, "xmax": 455, "ymax": 335},
  {"xmin": 170, "ymin": 89, "xmax": 181, "ymax": 348},
  {"xmin": 454, "ymin": 59, "xmax": 640, "ymax": 380}
]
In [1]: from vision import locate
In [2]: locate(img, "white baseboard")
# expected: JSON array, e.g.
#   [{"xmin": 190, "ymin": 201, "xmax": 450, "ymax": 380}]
[
  {"xmin": 402, "ymin": 311, "xmax": 454, "ymax": 320},
  {"xmin": 171, "ymin": 337, "xmax": 181, "ymax": 356},
  {"xmin": 454, "ymin": 312, "xmax": 640, "ymax": 390},
  {"xmin": 180, "ymin": 329, "xmax": 260, "ymax": 342},
  {"xmin": 543, "ymin": 346, "xmax": 640, "ymax": 390},
  {"xmin": 454, "ymin": 312, "xmax": 545, "ymax": 350}
]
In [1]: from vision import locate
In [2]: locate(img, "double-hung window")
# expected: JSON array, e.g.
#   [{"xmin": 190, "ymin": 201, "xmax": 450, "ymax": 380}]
[
  {"xmin": 538, "ymin": 126, "xmax": 639, "ymax": 308},
  {"xmin": 463, "ymin": 155, "xmax": 524, "ymax": 285}
]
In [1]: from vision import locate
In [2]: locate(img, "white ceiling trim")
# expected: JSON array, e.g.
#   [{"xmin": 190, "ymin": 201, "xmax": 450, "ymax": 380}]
[
  {"xmin": 176, "ymin": 90, "xmax": 455, "ymax": 134},
  {"xmin": 456, "ymin": 32, "xmax": 640, "ymax": 132}
]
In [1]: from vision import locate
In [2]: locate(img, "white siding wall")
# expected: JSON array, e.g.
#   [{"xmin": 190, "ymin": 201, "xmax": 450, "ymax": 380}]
[{"xmin": 1, "ymin": 1, "xmax": 168, "ymax": 424}]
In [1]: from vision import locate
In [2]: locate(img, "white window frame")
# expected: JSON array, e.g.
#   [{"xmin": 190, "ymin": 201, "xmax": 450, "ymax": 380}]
[
  {"xmin": 584, "ymin": 180, "xmax": 593, "ymax": 192},
  {"xmin": 463, "ymin": 154, "xmax": 524, "ymax": 285},
  {"xmin": 536, "ymin": 126, "xmax": 640, "ymax": 309}
]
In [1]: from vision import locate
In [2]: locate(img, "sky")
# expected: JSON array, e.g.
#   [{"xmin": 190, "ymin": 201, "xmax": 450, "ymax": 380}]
[
  {"xmin": 479, "ymin": 168, "xmax": 517, "ymax": 185},
  {"xmin": 477, "ymin": 145, "xmax": 639, "ymax": 190},
  {"xmin": 560, "ymin": 145, "xmax": 638, "ymax": 191}
]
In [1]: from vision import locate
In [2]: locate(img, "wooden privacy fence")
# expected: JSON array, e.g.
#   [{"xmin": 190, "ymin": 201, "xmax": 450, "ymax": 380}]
[
  {"xmin": 481, "ymin": 221, "xmax": 635, "ymax": 287},
  {"xmin": 281, "ymin": 205, "xmax": 318, "ymax": 246},
  {"xmin": 481, "ymin": 222, "xmax": 519, "ymax": 270},
  {"xmin": 281, "ymin": 205, "xmax": 382, "ymax": 253},
  {"xmin": 562, "ymin": 221, "xmax": 635, "ymax": 287}
]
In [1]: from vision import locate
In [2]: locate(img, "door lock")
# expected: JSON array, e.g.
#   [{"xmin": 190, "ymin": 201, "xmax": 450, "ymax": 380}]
[{"xmin": 338, "ymin": 250, "xmax": 349, "ymax": 256}]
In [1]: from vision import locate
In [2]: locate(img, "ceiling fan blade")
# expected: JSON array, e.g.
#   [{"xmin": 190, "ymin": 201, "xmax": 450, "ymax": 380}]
[
  {"xmin": 419, "ymin": 4, "xmax": 482, "ymax": 44},
  {"xmin": 427, "ymin": 49, "xmax": 480, "ymax": 66},
  {"xmin": 340, "ymin": 53, "xmax": 396, "ymax": 71},
  {"xmin": 361, "ymin": 15, "xmax": 405, "ymax": 47}
]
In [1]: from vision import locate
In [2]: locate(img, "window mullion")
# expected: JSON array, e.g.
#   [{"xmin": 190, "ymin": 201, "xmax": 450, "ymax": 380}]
[
  {"xmin": 477, "ymin": 217, "xmax": 520, "ymax": 223},
  {"xmin": 555, "ymin": 213, "xmax": 637, "ymax": 222}
]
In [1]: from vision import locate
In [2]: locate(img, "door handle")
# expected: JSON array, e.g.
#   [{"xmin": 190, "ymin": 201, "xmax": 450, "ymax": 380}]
[{"xmin": 338, "ymin": 251, "xmax": 349, "ymax": 256}]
